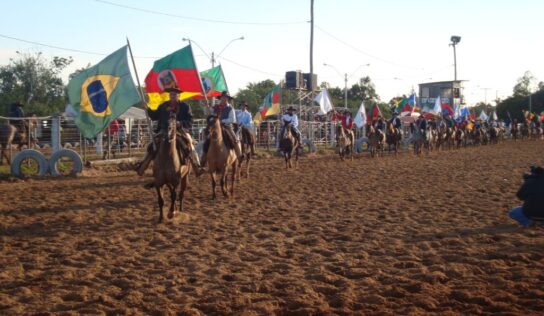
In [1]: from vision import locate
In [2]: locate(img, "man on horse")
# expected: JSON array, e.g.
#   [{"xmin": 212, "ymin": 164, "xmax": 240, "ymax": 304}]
[
  {"xmin": 280, "ymin": 106, "xmax": 301, "ymax": 145},
  {"xmin": 135, "ymin": 87, "xmax": 203, "ymax": 176},
  {"xmin": 8, "ymin": 102, "xmax": 26, "ymax": 131},
  {"xmin": 374, "ymin": 115, "xmax": 386, "ymax": 132},
  {"xmin": 416, "ymin": 115, "xmax": 427, "ymax": 140},
  {"xmin": 235, "ymin": 101, "xmax": 256, "ymax": 155},
  {"xmin": 333, "ymin": 109, "xmax": 355, "ymax": 145},
  {"xmin": 200, "ymin": 91, "xmax": 244, "ymax": 167}
]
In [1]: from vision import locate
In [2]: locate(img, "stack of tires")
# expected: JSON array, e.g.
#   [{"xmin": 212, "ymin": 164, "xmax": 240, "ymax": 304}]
[{"xmin": 10, "ymin": 149, "xmax": 83, "ymax": 178}]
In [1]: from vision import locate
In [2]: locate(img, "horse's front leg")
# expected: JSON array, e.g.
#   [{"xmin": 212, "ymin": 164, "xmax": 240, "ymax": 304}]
[
  {"xmin": 156, "ymin": 186, "xmax": 164, "ymax": 223},
  {"xmin": 220, "ymin": 169, "xmax": 229, "ymax": 198},
  {"xmin": 245, "ymin": 156, "xmax": 250, "ymax": 178},
  {"xmin": 178, "ymin": 174, "xmax": 188, "ymax": 213},
  {"xmin": 210, "ymin": 172, "xmax": 217, "ymax": 200},
  {"xmin": 167, "ymin": 184, "xmax": 177, "ymax": 219},
  {"xmin": 230, "ymin": 161, "xmax": 236, "ymax": 198}
]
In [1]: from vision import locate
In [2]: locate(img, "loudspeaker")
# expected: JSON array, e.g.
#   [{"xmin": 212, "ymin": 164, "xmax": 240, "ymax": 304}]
[
  {"xmin": 303, "ymin": 73, "xmax": 318, "ymax": 91},
  {"xmin": 285, "ymin": 71, "xmax": 301, "ymax": 89}
]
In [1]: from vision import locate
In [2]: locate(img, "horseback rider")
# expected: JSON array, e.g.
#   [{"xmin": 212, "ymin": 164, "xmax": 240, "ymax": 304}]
[
  {"xmin": 200, "ymin": 91, "xmax": 244, "ymax": 167},
  {"xmin": 333, "ymin": 109, "xmax": 355, "ymax": 145},
  {"xmin": 374, "ymin": 115, "xmax": 386, "ymax": 132},
  {"xmin": 390, "ymin": 112, "xmax": 402, "ymax": 129},
  {"xmin": 9, "ymin": 102, "xmax": 25, "ymax": 131},
  {"xmin": 280, "ymin": 106, "xmax": 301, "ymax": 144},
  {"xmin": 416, "ymin": 115, "xmax": 427, "ymax": 140},
  {"xmin": 234, "ymin": 101, "xmax": 256, "ymax": 155},
  {"xmin": 135, "ymin": 87, "xmax": 203, "ymax": 176}
]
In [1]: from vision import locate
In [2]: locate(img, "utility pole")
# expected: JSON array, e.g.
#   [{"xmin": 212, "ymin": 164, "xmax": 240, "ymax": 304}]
[{"xmin": 310, "ymin": 0, "xmax": 314, "ymax": 103}]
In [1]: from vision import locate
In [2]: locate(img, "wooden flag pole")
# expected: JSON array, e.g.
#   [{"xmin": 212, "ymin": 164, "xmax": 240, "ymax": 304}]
[{"xmin": 126, "ymin": 38, "xmax": 156, "ymax": 149}]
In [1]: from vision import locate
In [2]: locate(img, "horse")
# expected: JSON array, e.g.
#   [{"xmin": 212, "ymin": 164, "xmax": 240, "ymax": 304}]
[
  {"xmin": 279, "ymin": 123, "xmax": 300, "ymax": 169},
  {"xmin": 336, "ymin": 125, "xmax": 353, "ymax": 161},
  {"xmin": 206, "ymin": 115, "xmax": 238, "ymax": 199},
  {"xmin": 152, "ymin": 112, "xmax": 190, "ymax": 223},
  {"xmin": 366, "ymin": 125, "xmax": 385, "ymax": 158},
  {"xmin": 520, "ymin": 123, "xmax": 530, "ymax": 140},
  {"xmin": 385, "ymin": 122, "xmax": 401, "ymax": 157},
  {"xmin": 0, "ymin": 122, "xmax": 27, "ymax": 165},
  {"xmin": 237, "ymin": 125, "xmax": 255, "ymax": 179},
  {"xmin": 453, "ymin": 126, "xmax": 465, "ymax": 149},
  {"xmin": 409, "ymin": 124, "xmax": 425, "ymax": 156},
  {"xmin": 425, "ymin": 126, "xmax": 437, "ymax": 152},
  {"xmin": 510, "ymin": 123, "xmax": 519, "ymax": 141}
]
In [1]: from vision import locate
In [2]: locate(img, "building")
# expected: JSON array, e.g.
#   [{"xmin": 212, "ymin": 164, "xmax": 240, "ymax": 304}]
[{"xmin": 418, "ymin": 80, "xmax": 465, "ymax": 110}]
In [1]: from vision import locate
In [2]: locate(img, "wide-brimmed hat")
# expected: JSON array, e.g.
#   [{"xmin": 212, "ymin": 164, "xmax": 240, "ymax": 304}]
[
  {"xmin": 392, "ymin": 112, "xmax": 398, "ymax": 116},
  {"xmin": 164, "ymin": 87, "xmax": 182, "ymax": 94},
  {"xmin": 219, "ymin": 91, "xmax": 233, "ymax": 99},
  {"xmin": 286, "ymin": 106, "xmax": 297, "ymax": 111}
]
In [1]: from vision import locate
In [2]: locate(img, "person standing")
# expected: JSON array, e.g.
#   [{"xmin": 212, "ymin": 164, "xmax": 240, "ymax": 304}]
[{"xmin": 235, "ymin": 101, "xmax": 256, "ymax": 155}]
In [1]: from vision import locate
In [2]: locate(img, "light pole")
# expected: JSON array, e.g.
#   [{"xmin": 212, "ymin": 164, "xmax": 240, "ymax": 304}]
[
  {"xmin": 183, "ymin": 36, "xmax": 244, "ymax": 68},
  {"xmin": 323, "ymin": 63, "xmax": 370, "ymax": 109},
  {"xmin": 450, "ymin": 36, "xmax": 461, "ymax": 81}
]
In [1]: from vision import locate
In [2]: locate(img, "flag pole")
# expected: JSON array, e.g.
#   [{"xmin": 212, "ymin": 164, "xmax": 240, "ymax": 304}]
[
  {"xmin": 187, "ymin": 43, "xmax": 210, "ymax": 111},
  {"xmin": 126, "ymin": 38, "xmax": 156, "ymax": 149}
]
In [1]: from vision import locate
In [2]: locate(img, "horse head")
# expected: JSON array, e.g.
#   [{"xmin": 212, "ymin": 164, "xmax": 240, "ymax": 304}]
[
  {"xmin": 207, "ymin": 114, "xmax": 222, "ymax": 140},
  {"xmin": 283, "ymin": 122, "xmax": 293, "ymax": 140}
]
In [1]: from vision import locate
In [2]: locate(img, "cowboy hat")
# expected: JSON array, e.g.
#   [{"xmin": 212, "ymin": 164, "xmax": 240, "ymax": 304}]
[
  {"xmin": 219, "ymin": 91, "xmax": 233, "ymax": 99},
  {"xmin": 286, "ymin": 106, "xmax": 297, "ymax": 111},
  {"xmin": 164, "ymin": 87, "xmax": 182, "ymax": 94}
]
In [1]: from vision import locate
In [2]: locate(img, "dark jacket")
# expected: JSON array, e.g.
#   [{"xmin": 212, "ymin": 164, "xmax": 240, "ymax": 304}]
[
  {"xmin": 9, "ymin": 104, "xmax": 24, "ymax": 127},
  {"xmin": 390, "ymin": 117, "xmax": 402, "ymax": 129},
  {"xmin": 148, "ymin": 101, "xmax": 192, "ymax": 132},
  {"xmin": 517, "ymin": 175, "xmax": 544, "ymax": 219}
]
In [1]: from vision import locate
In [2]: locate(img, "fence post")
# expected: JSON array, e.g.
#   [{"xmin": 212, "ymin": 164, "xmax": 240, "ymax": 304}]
[{"xmin": 51, "ymin": 115, "xmax": 61, "ymax": 152}]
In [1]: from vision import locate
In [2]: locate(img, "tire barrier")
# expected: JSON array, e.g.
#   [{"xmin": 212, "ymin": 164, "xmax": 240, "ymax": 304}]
[
  {"xmin": 48, "ymin": 149, "xmax": 83, "ymax": 177},
  {"xmin": 301, "ymin": 139, "xmax": 316, "ymax": 153},
  {"xmin": 10, "ymin": 149, "xmax": 49, "ymax": 178},
  {"xmin": 354, "ymin": 137, "xmax": 369, "ymax": 153}
]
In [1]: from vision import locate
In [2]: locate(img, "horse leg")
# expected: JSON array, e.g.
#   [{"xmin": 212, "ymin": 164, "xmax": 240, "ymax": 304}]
[
  {"xmin": 210, "ymin": 173, "xmax": 217, "ymax": 200},
  {"xmin": 230, "ymin": 161, "xmax": 236, "ymax": 198},
  {"xmin": 220, "ymin": 169, "xmax": 229, "ymax": 198},
  {"xmin": 167, "ymin": 184, "xmax": 177, "ymax": 219},
  {"xmin": 178, "ymin": 174, "xmax": 187, "ymax": 214},
  {"xmin": 245, "ymin": 155, "xmax": 250, "ymax": 178},
  {"xmin": 156, "ymin": 186, "xmax": 164, "ymax": 223},
  {"xmin": 294, "ymin": 146, "xmax": 299, "ymax": 168}
]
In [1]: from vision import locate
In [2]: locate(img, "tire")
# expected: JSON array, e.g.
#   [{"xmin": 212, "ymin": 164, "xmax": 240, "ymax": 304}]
[
  {"xmin": 354, "ymin": 137, "xmax": 369, "ymax": 153},
  {"xmin": 10, "ymin": 149, "xmax": 49, "ymax": 178},
  {"xmin": 49, "ymin": 149, "xmax": 83, "ymax": 177},
  {"xmin": 301, "ymin": 139, "xmax": 316, "ymax": 153}
]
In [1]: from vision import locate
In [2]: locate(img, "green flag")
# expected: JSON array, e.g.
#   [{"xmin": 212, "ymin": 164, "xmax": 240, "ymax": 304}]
[
  {"xmin": 67, "ymin": 46, "xmax": 141, "ymax": 138},
  {"xmin": 196, "ymin": 65, "xmax": 228, "ymax": 99}
]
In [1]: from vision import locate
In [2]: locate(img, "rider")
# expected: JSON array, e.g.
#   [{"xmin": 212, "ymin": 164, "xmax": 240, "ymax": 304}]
[
  {"xmin": 416, "ymin": 115, "xmax": 427, "ymax": 140},
  {"xmin": 280, "ymin": 106, "xmax": 301, "ymax": 145},
  {"xmin": 9, "ymin": 102, "xmax": 25, "ymax": 130},
  {"xmin": 135, "ymin": 87, "xmax": 203, "ymax": 176},
  {"xmin": 200, "ymin": 91, "xmax": 244, "ymax": 167},
  {"xmin": 390, "ymin": 112, "xmax": 402, "ymax": 130},
  {"xmin": 333, "ymin": 109, "xmax": 355, "ymax": 145},
  {"xmin": 374, "ymin": 115, "xmax": 386, "ymax": 132},
  {"xmin": 235, "ymin": 101, "xmax": 256, "ymax": 155}
]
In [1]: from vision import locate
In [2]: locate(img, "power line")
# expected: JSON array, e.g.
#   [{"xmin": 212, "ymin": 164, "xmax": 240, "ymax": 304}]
[
  {"xmin": 219, "ymin": 56, "xmax": 282, "ymax": 77},
  {"xmin": 94, "ymin": 0, "xmax": 309, "ymax": 25}
]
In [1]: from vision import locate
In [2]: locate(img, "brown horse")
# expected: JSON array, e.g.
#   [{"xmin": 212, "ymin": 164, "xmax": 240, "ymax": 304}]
[
  {"xmin": 510, "ymin": 123, "xmax": 519, "ymax": 141},
  {"xmin": 385, "ymin": 122, "xmax": 401, "ymax": 157},
  {"xmin": 237, "ymin": 126, "xmax": 255, "ymax": 179},
  {"xmin": 520, "ymin": 123, "xmax": 530, "ymax": 140},
  {"xmin": 206, "ymin": 115, "xmax": 238, "ymax": 199},
  {"xmin": 366, "ymin": 125, "xmax": 385, "ymax": 158},
  {"xmin": 0, "ymin": 122, "xmax": 27, "ymax": 165},
  {"xmin": 279, "ymin": 123, "xmax": 300, "ymax": 168},
  {"xmin": 409, "ymin": 123, "xmax": 425, "ymax": 155},
  {"xmin": 336, "ymin": 125, "xmax": 353, "ymax": 161},
  {"xmin": 453, "ymin": 126, "xmax": 465, "ymax": 149},
  {"xmin": 152, "ymin": 112, "xmax": 190, "ymax": 223}
]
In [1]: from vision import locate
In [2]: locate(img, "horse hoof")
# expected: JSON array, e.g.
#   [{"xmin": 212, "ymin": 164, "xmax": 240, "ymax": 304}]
[{"xmin": 167, "ymin": 212, "xmax": 175, "ymax": 219}]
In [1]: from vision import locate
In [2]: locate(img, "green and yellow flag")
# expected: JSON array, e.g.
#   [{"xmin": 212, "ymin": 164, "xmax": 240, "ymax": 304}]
[{"xmin": 67, "ymin": 46, "xmax": 141, "ymax": 138}]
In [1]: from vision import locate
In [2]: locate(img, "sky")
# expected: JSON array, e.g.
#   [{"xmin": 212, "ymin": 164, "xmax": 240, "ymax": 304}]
[{"xmin": 1, "ymin": 0, "xmax": 543, "ymax": 106}]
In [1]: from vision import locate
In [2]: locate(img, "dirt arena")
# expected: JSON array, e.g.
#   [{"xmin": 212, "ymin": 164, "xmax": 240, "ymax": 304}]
[{"xmin": 1, "ymin": 140, "xmax": 543, "ymax": 315}]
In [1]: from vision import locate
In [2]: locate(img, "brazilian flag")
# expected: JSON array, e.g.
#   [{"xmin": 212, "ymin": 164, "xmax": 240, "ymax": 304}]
[{"xmin": 67, "ymin": 46, "xmax": 141, "ymax": 138}]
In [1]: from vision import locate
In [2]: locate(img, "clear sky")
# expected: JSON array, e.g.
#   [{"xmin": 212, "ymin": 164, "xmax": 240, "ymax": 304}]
[{"xmin": 1, "ymin": 0, "xmax": 542, "ymax": 106}]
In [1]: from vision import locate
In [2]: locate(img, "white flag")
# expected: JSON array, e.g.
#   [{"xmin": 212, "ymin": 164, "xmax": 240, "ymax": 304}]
[
  {"xmin": 315, "ymin": 89, "xmax": 334, "ymax": 115},
  {"xmin": 492, "ymin": 110, "xmax": 498, "ymax": 121},
  {"xmin": 479, "ymin": 110, "xmax": 489, "ymax": 121},
  {"xmin": 431, "ymin": 96, "xmax": 442, "ymax": 115},
  {"xmin": 354, "ymin": 100, "xmax": 367, "ymax": 128}
]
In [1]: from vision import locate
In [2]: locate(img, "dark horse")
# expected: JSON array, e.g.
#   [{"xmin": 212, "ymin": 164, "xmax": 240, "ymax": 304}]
[
  {"xmin": 152, "ymin": 112, "xmax": 190, "ymax": 223},
  {"xmin": 385, "ymin": 122, "xmax": 402, "ymax": 157},
  {"xmin": 280, "ymin": 123, "xmax": 300, "ymax": 169},
  {"xmin": 237, "ymin": 125, "xmax": 255, "ymax": 179},
  {"xmin": 0, "ymin": 122, "xmax": 27, "ymax": 165}
]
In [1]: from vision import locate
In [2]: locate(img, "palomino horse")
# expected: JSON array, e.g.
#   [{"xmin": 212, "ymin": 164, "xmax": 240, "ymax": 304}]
[
  {"xmin": 152, "ymin": 112, "xmax": 190, "ymax": 223},
  {"xmin": 366, "ymin": 125, "xmax": 385, "ymax": 158},
  {"xmin": 0, "ymin": 122, "xmax": 27, "ymax": 165},
  {"xmin": 279, "ymin": 123, "xmax": 300, "ymax": 169},
  {"xmin": 336, "ymin": 125, "xmax": 353, "ymax": 161},
  {"xmin": 385, "ymin": 122, "xmax": 401, "ymax": 157},
  {"xmin": 237, "ymin": 126, "xmax": 255, "ymax": 179},
  {"xmin": 206, "ymin": 115, "xmax": 238, "ymax": 199},
  {"xmin": 409, "ymin": 124, "xmax": 425, "ymax": 155}
]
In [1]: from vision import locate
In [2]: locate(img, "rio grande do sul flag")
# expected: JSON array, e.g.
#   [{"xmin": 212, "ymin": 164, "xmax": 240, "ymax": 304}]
[
  {"xmin": 144, "ymin": 45, "xmax": 203, "ymax": 110},
  {"xmin": 193, "ymin": 65, "xmax": 228, "ymax": 99},
  {"xmin": 67, "ymin": 45, "xmax": 141, "ymax": 138}
]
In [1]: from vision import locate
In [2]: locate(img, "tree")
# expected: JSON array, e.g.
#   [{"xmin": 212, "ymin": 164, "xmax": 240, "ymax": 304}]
[
  {"xmin": 0, "ymin": 52, "xmax": 73, "ymax": 116},
  {"xmin": 234, "ymin": 79, "xmax": 277, "ymax": 114},
  {"xmin": 513, "ymin": 71, "xmax": 536, "ymax": 97},
  {"xmin": 348, "ymin": 76, "xmax": 380, "ymax": 108},
  {"xmin": 538, "ymin": 81, "xmax": 544, "ymax": 92}
]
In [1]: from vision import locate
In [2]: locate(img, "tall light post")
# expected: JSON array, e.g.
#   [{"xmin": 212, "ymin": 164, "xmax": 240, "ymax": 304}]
[
  {"xmin": 183, "ymin": 36, "xmax": 244, "ymax": 68},
  {"xmin": 450, "ymin": 36, "xmax": 461, "ymax": 81},
  {"xmin": 323, "ymin": 63, "xmax": 370, "ymax": 109}
]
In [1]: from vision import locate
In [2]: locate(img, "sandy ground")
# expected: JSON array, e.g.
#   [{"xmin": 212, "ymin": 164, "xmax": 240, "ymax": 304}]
[{"xmin": 0, "ymin": 140, "xmax": 543, "ymax": 315}]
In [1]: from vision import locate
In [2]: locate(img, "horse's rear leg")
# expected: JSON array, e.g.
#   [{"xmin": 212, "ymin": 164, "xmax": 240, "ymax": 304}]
[
  {"xmin": 156, "ymin": 186, "xmax": 164, "ymax": 223},
  {"xmin": 230, "ymin": 162, "xmax": 236, "ymax": 198},
  {"xmin": 167, "ymin": 184, "xmax": 177, "ymax": 219}
]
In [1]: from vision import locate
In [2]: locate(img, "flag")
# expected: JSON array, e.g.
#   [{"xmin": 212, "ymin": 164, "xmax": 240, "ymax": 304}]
[
  {"xmin": 479, "ymin": 110, "xmax": 489, "ymax": 121},
  {"xmin": 370, "ymin": 104, "xmax": 382, "ymax": 122},
  {"xmin": 253, "ymin": 111, "xmax": 263, "ymax": 125},
  {"xmin": 460, "ymin": 105, "xmax": 470, "ymax": 118},
  {"xmin": 354, "ymin": 100, "xmax": 367, "ymax": 128},
  {"xmin": 144, "ymin": 45, "xmax": 203, "ymax": 110},
  {"xmin": 441, "ymin": 104, "xmax": 454, "ymax": 116},
  {"xmin": 395, "ymin": 98, "xmax": 412, "ymax": 115},
  {"xmin": 524, "ymin": 110, "xmax": 535, "ymax": 121},
  {"xmin": 539, "ymin": 112, "xmax": 544, "ymax": 123},
  {"xmin": 431, "ymin": 96, "xmax": 442, "ymax": 115},
  {"xmin": 491, "ymin": 110, "xmax": 498, "ymax": 121},
  {"xmin": 470, "ymin": 110, "xmax": 476, "ymax": 121},
  {"xmin": 259, "ymin": 84, "xmax": 281, "ymax": 118},
  {"xmin": 194, "ymin": 65, "xmax": 228, "ymax": 99},
  {"xmin": 453, "ymin": 104, "xmax": 461, "ymax": 119},
  {"xmin": 67, "ymin": 46, "xmax": 141, "ymax": 138},
  {"xmin": 315, "ymin": 89, "xmax": 334, "ymax": 115}
]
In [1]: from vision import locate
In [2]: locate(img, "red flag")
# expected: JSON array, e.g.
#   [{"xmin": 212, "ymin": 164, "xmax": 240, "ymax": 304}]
[
  {"xmin": 441, "ymin": 104, "xmax": 454, "ymax": 116},
  {"xmin": 369, "ymin": 104, "xmax": 382, "ymax": 123},
  {"xmin": 470, "ymin": 110, "xmax": 476, "ymax": 121}
]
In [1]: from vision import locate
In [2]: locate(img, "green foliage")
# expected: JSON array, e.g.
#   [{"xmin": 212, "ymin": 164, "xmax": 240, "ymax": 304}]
[
  {"xmin": 0, "ymin": 52, "xmax": 73, "ymax": 116},
  {"xmin": 512, "ymin": 71, "xmax": 536, "ymax": 98},
  {"xmin": 233, "ymin": 79, "xmax": 276, "ymax": 114}
]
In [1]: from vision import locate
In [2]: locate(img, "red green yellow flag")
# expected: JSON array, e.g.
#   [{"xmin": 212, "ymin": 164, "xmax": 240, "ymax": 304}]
[
  {"xmin": 194, "ymin": 65, "xmax": 228, "ymax": 99},
  {"xmin": 144, "ymin": 45, "xmax": 203, "ymax": 110},
  {"xmin": 260, "ymin": 85, "xmax": 281, "ymax": 117}
]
